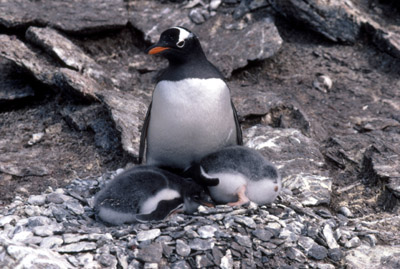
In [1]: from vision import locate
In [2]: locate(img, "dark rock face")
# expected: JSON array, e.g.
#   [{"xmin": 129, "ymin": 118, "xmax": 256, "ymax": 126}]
[{"xmin": 1, "ymin": 0, "xmax": 400, "ymax": 268}]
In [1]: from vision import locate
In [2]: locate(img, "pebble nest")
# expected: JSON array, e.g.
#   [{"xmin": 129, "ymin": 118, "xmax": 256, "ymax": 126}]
[{"xmin": 0, "ymin": 168, "xmax": 380, "ymax": 269}]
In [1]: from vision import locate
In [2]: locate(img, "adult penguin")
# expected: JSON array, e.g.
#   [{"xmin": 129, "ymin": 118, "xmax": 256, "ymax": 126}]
[{"xmin": 139, "ymin": 26, "xmax": 242, "ymax": 171}]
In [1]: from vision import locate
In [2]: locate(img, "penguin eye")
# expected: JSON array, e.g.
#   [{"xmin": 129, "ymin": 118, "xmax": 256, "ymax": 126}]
[{"xmin": 176, "ymin": 40, "xmax": 185, "ymax": 48}]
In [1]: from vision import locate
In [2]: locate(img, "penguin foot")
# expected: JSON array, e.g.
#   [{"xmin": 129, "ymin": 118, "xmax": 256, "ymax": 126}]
[{"xmin": 227, "ymin": 185, "xmax": 250, "ymax": 207}]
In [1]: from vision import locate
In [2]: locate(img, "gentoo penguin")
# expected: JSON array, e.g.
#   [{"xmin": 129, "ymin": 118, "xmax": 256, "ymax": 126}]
[
  {"xmin": 94, "ymin": 166, "xmax": 215, "ymax": 225},
  {"xmin": 139, "ymin": 26, "xmax": 242, "ymax": 170},
  {"xmin": 190, "ymin": 146, "xmax": 281, "ymax": 206}
]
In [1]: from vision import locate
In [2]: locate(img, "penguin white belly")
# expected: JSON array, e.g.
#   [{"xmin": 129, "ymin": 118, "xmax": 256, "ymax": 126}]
[
  {"xmin": 139, "ymin": 188, "xmax": 181, "ymax": 214},
  {"xmin": 206, "ymin": 172, "xmax": 247, "ymax": 204},
  {"xmin": 147, "ymin": 78, "xmax": 237, "ymax": 169},
  {"xmin": 97, "ymin": 207, "xmax": 137, "ymax": 226}
]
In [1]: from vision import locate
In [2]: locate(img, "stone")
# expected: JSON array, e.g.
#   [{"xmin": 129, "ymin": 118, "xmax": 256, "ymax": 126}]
[
  {"xmin": 252, "ymin": 229, "xmax": 273, "ymax": 242},
  {"xmin": 65, "ymin": 199, "xmax": 85, "ymax": 215},
  {"xmin": 197, "ymin": 225, "xmax": 218, "ymax": 239},
  {"xmin": 196, "ymin": 254, "xmax": 214, "ymax": 267},
  {"xmin": 27, "ymin": 194, "xmax": 46, "ymax": 206},
  {"xmin": 0, "ymin": 215, "xmax": 18, "ymax": 227},
  {"xmin": 58, "ymin": 242, "xmax": 97, "ymax": 253},
  {"xmin": 269, "ymin": 0, "xmax": 361, "ymax": 43},
  {"xmin": 0, "ymin": 0, "xmax": 128, "ymax": 33},
  {"xmin": 46, "ymin": 193, "xmax": 70, "ymax": 204},
  {"xmin": 176, "ymin": 239, "xmax": 191, "ymax": 257},
  {"xmin": 136, "ymin": 242, "xmax": 163, "ymax": 263},
  {"xmin": 234, "ymin": 234, "xmax": 252, "ymax": 248},
  {"xmin": 40, "ymin": 236, "xmax": 64, "ymax": 249},
  {"xmin": 322, "ymin": 224, "xmax": 340, "ymax": 249},
  {"xmin": 345, "ymin": 237, "xmax": 361, "ymax": 249},
  {"xmin": 220, "ymin": 249, "xmax": 234, "ymax": 269},
  {"xmin": 338, "ymin": 206, "xmax": 353, "ymax": 218},
  {"xmin": 234, "ymin": 216, "xmax": 256, "ymax": 229},
  {"xmin": 308, "ymin": 244, "xmax": 328, "ymax": 260},
  {"xmin": 345, "ymin": 245, "xmax": 400, "ymax": 269},
  {"xmin": 137, "ymin": 229, "xmax": 161, "ymax": 242},
  {"xmin": 7, "ymin": 245, "xmax": 73, "ymax": 269},
  {"xmin": 189, "ymin": 238, "xmax": 215, "ymax": 251},
  {"xmin": 286, "ymin": 247, "xmax": 307, "ymax": 262},
  {"xmin": 328, "ymin": 248, "xmax": 343, "ymax": 262},
  {"xmin": 26, "ymin": 26, "xmax": 103, "ymax": 73}
]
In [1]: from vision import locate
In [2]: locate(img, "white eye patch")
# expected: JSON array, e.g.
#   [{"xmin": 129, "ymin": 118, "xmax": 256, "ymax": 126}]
[{"xmin": 172, "ymin": 27, "xmax": 193, "ymax": 45}]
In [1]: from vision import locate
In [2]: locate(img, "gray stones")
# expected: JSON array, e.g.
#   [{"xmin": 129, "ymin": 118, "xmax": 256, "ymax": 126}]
[
  {"xmin": 58, "ymin": 242, "xmax": 97, "ymax": 253},
  {"xmin": 176, "ymin": 239, "xmax": 191, "ymax": 257},
  {"xmin": 308, "ymin": 244, "xmax": 328, "ymax": 260},
  {"xmin": 270, "ymin": 0, "xmax": 361, "ymax": 43},
  {"xmin": 189, "ymin": 238, "xmax": 215, "ymax": 251},
  {"xmin": 27, "ymin": 195, "xmax": 46, "ymax": 206},
  {"xmin": 197, "ymin": 225, "xmax": 218, "ymax": 239},
  {"xmin": 0, "ymin": 0, "xmax": 128, "ymax": 33},
  {"xmin": 252, "ymin": 229, "xmax": 273, "ymax": 242},
  {"xmin": 136, "ymin": 243, "xmax": 163, "ymax": 263},
  {"xmin": 137, "ymin": 229, "xmax": 161, "ymax": 242}
]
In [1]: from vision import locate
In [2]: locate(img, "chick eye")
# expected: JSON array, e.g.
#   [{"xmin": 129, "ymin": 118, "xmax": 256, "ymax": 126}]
[{"xmin": 176, "ymin": 40, "xmax": 185, "ymax": 48}]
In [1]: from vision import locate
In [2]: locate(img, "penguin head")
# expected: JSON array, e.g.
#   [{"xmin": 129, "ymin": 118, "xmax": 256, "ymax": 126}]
[
  {"xmin": 146, "ymin": 27, "xmax": 204, "ymax": 62},
  {"xmin": 181, "ymin": 178, "xmax": 214, "ymax": 214}
]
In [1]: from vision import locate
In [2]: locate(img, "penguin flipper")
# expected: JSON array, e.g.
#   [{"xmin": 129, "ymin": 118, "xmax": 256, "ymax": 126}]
[
  {"xmin": 136, "ymin": 198, "xmax": 183, "ymax": 222},
  {"xmin": 139, "ymin": 101, "xmax": 152, "ymax": 164},
  {"xmin": 231, "ymin": 100, "xmax": 243, "ymax": 145}
]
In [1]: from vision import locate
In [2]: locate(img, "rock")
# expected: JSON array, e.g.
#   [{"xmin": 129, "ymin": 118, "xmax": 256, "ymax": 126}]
[
  {"xmin": 286, "ymin": 247, "xmax": 307, "ymax": 262},
  {"xmin": 338, "ymin": 207, "xmax": 353, "ymax": 218},
  {"xmin": 58, "ymin": 242, "xmax": 97, "ymax": 253},
  {"xmin": 0, "ymin": 34, "xmax": 55, "ymax": 86},
  {"xmin": 269, "ymin": 0, "xmax": 361, "ymax": 43},
  {"xmin": 40, "ymin": 236, "xmax": 64, "ymax": 249},
  {"xmin": 65, "ymin": 199, "xmax": 85, "ymax": 215},
  {"xmin": 308, "ymin": 244, "xmax": 328, "ymax": 260},
  {"xmin": 328, "ymin": 248, "xmax": 343, "ymax": 262},
  {"xmin": 46, "ymin": 193, "xmax": 70, "ymax": 204},
  {"xmin": 252, "ymin": 229, "xmax": 273, "ymax": 242},
  {"xmin": 220, "ymin": 249, "xmax": 234, "ymax": 269},
  {"xmin": 0, "ymin": 0, "xmax": 128, "ymax": 33},
  {"xmin": 25, "ymin": 26, "xmax": 103, "ymax": 73},
  {"xmin": 244, "ymin": 125, "xmax": 331, "ymax": 206},
  {"xmin": 0, "ymin": 59, "xmax": 35, "ymax": 103},
  {"xmin": 360, "ymin": 144, "xmax": 400, "ymax": 211},
  {"xmin": 137, "ymin": 229, "xmax": 161, "ymax": 242},
  {"xmin": 322, "ymin": 224, "xmax": 340, "ymax": 249},
  {"xmin": 345, "ymin": 244, "xmax": 400, "ymax": 269},
  {"xmin": 129, "ymin": 1, "xmax": 282, "ymax": 77},
  {"xmin": 189, "ymin": 238, "xmax": 215, "ymax": 251},
  {"xmin": 136, "ymin": 242, "xmax": 163, "ymax": 263},
  {"xmin": 176, "ymin": 239, "xmax": 191, "ymax": 257},
  {"xmin": 345, "ymin": 237, "xmax": 361, "ymax": 249},
  {"xmin": 364, "ymin": 21, "xmax": 400, "ymax": 59},
  {"xmin": 197, "ymin": 225, "xmax": 218, "ymax": 239},
  {"xmin": 234, "ymin": 216, "xmax": 256, "ymax": 229},
  {"xmin": 189, "ymin": 8, "xmax": 206, "ymax": 24},
  {"xmin": 234, "ymin": 234, "xmax": 252, "ymax": 248},
  {"xmin": 313, "ymin": 73, "xmax": 333, "ymax": 93},
  {"xmin": 196, "ymin": 254, "xmax": 214, "ymax": 267},
  {"xmin": 27, "ymin": 195, "xmax": 46, "ymax": 206},
  {"xmin": 6, "ymin": 245, "xmax": 73, "ymax": 268}
]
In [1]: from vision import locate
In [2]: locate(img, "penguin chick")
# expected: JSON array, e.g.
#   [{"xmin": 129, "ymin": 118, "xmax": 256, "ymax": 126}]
[
  {"xmin": 94, "ymin": 166, "xmax": 211, "ymax": 226},
  {"xmin": 192, "ymin": 146, "xmax": 281, "ymax": 206},
  {"xmin": 139, "ymin": 26, "xmax": 242, "ymax": 171}
]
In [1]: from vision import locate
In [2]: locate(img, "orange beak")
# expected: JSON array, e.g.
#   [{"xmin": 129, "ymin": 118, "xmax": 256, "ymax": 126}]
[{"xmin": 148, "ymin": 46, "xmax": 170, "ymax": 55}]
